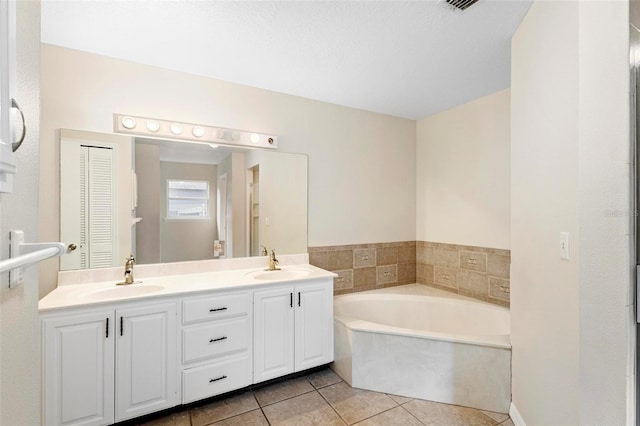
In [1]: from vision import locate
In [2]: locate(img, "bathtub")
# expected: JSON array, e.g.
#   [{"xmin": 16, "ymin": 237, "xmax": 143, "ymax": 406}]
[{"xmin": 332, "ymin": 284, "xmax": 511, "ymax": 413}]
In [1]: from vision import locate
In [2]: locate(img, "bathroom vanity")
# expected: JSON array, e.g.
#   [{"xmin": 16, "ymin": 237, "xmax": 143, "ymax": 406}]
[{"xmin": 39, "ymin": 262, "xmax": 335, "ymax": 426}]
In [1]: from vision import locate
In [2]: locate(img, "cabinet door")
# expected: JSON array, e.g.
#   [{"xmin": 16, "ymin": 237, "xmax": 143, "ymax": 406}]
[
  {"xmin": 43, "ymin": 311, "xmax": 115, "ymax": 426},
  {"xmin": 115, "ymin": 303, "xmax": 177, "ymax": 422},
  {"xmin": 253, "ymin": 286, "xmax": 294, "ymax": 383},
  {"xmin": 295, "ymin": 281, "xmax": 334, "ymax": 371}
]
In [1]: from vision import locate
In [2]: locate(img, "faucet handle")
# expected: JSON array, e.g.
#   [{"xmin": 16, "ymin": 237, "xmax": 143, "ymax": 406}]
[
  {"xmin": 125, "ymin": 254, "xmax": 135, "ymax": 267},
  {"xmin": 261, "ymin": 245, "xmax": 268, "ymax": 256}
]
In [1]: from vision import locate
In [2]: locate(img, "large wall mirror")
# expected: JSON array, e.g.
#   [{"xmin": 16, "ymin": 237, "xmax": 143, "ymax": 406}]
[{"xmin": 59, "ymin": 129, "xmax": 308, "ymax": 271}]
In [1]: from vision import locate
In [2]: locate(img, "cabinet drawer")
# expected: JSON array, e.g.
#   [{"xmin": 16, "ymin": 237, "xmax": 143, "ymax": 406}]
[
  {"xmin": 183, "ymin": 317, "xmax": 249, "ymax": 364},
  {"xmin": 183, "ymin": 292, "xmax": 250, "ymax": 324},
  {"xmin": 182, "ymin": 356, "xmax": 251, "ymax": 404}
]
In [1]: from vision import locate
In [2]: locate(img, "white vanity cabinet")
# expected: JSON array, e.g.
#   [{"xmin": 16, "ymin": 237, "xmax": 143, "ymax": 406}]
[
  {"xmin": 42, "ymin": 301, "xmax": 177, "ymax": 426},
  {"xmin": 115, "ymin": 303, "xmax": 177, "ymax": 421},
  {"xmin": 253, "ymin": 279, "xmax": 333, "ymax": 383},
  {"xmin": 42, "ymin": 311, "xmax": 115, "ymax": 426},
  {"xmin": 41, "ymin": 266, "xmax": 335, "ymax": 425},
  {"xmin": 180, "ymin": 291, "xmax": 252, "ymax": 404}
]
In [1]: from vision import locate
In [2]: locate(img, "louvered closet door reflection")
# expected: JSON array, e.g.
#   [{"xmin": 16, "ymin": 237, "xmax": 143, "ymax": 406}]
[
  {"xmin": 60, "ymin": 142, "xmax": 116, "ymax": 270},
  {"xmin": 87, "ymin": 147, "xmax": 116, "ymax": 268}
]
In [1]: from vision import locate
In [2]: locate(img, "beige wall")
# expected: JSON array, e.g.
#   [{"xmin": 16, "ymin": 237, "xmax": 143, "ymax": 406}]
[
  {"xmin": 245, "ymin": 149, "xmax": 307, "ymax": 256},
  {"xmin": 159, "ymin": 162, "xmax": 218, "ymax": 263},
  {"xmin": 416, "ymin": 89, "xmax": 510, "ymax": 250},
  {"xmin": 39, "ymin": 44, "xmax": 416, "ymax": 295},
  {"xmin": 216, "ymin": 151, "xmax": 248, "ymax": 258},
  {"xmin": 578, "ymin": 1, "xmax": 632, "ymax": 423},
  {"xmin": 135, "ymin": 143, "xmax": 161, "ymax": 264},
  {"xmin": 511, "ymin": 1, "xmax": 632, "ymax": 424},
  {"xmin": 0, "ymin": 1, "xmax": 42, "ymax": 424}
]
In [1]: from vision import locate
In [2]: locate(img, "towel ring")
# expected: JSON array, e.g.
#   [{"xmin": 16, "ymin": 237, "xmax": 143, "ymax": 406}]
[{"xmin": 11, "ymin": 98, "xmax": 26, "ymax": 152}]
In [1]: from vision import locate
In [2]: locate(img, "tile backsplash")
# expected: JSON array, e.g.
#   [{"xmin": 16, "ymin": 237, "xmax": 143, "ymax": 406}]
[
  {"xmin": 417, "ymin": 241, "xmax": 510, "ymax": 307},
  {"xmin": 308, "ymin": 242, "xmax": 416, "ymax": 295},
  {"xmin": 310, "ymin": 241, "xmax": 510, "ymax": 307}
]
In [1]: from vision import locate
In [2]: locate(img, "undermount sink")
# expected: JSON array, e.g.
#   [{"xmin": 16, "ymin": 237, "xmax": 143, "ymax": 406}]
[
  {"xmin": 248, "ymin": 268, "xmax": 312, "ymax": 281},
  {"xmin": 83, "ymin": 284, "xmax": 165, "ymax": 300}
]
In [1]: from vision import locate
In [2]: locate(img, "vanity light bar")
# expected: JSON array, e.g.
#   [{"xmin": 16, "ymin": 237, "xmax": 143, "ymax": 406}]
[{"xmin": 113, "ymin": 114, "xmax": 278, "ymax": 150}]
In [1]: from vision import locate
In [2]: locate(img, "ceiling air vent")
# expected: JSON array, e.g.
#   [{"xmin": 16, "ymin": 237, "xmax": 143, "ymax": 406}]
[{"xmin": 444, "ymin": 0, "xmax": 480, "ymax": 11}]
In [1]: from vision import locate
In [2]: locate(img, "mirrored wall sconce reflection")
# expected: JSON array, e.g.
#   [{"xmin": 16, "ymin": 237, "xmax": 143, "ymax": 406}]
[{"xmin": 113, "ymin": 113, "xmax": 279, "ymax": 150}]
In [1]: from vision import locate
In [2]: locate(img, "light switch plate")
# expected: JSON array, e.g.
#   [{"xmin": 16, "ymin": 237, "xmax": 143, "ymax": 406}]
[{"xmin": 560, "ymin": 232, "xmax": 570, "ymax": 260}]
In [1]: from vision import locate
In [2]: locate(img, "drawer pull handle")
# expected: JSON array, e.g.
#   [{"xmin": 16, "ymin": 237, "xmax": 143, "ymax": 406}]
[
  {"xmin": 209, "ymin": 375, "xmax": 227, "ymax": 383},
  {"xmin": 209, "ymin": 307, "xmax": 228, "ymax": 312},
  {"xmin": 209, "ymin": 336, "xmax": 228, "ymax": 343}
]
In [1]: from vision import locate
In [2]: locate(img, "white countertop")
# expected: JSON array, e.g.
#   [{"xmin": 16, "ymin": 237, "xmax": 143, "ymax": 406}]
[{"xmin": 39, "ymin": 264, "xmax": 336, "ymax": 313}]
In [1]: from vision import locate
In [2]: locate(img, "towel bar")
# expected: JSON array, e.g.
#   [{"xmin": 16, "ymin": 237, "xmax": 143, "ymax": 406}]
[{"xmin": 1, "ymin": 230, "xmax": 67, "ymax": 288}]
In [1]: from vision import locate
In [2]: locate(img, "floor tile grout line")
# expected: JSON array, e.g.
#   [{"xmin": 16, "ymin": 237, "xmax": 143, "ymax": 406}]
[
  {"xmin": 253, "ymin": 373, "xmax": 338, "ymax": 408},
  {"xmin": 316, "ymin": 383, "xmax": 350, "ymax": 425},
  {"xmin": 397, "ymin": 403, "xmax": 428, "ymax": 426},
  {"xmin": 256, "ymin": 387, "xmax": 318, "ymax": 408},
  {"xmin": 257, "ymin": 401, "xmax": 272, "ymax": 426}
]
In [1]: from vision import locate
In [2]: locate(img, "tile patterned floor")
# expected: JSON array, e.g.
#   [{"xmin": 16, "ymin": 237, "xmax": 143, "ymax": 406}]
[{"xmin": 134, "ymin": 368, "xmax": 513, "ymax": 426}]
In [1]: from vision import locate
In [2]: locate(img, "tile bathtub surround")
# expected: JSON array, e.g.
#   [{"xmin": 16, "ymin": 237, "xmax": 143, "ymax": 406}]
[
  {"xmin": 309, "ymin": 242, "xmax": 416, "ymax": 295},
  {"xmin": 416, "ymin": 241, "xmax": 510, "ymax": 307}
]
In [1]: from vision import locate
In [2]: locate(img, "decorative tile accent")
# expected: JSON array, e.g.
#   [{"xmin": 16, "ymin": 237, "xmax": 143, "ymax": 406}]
[
  {"xmin": 333, "ymin": 270, "xmax": 354, "ymax": 291},
  {"xmin": 416, "ymin": 241, "xmax": 510, "ymax": 307},
  {"xmin": 489, "ymin": 277, "xmax": 510, "ymax": 302},
  {"xmin": 377, "ymin": 265, "xmax": 397, "ymax": 286},
  {"xmin": 354, "ymin": 248, "xmax": 376, "ymax": 268},
  {"xmin": 459, "ymin": 251, "xmax": 487, "ymax": 273},
  {"xmin": 434, "ymin": 266, "xmax": 457, "ymax": 289}
]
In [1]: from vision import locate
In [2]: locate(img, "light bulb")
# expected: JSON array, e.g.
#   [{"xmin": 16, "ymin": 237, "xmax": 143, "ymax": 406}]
[
  {"xmin": 250, "ymin": 133, "xmax": 260, "ymax": 143},
  {"xmin": 122, "ymin": 116, "xmax": 136, "ymax": 129},
  {"xmin": 192, "ymin": 127, "xmax": 205, "ymax": 137},
  {"xmin": 146, "ymin": 120, "xmax": 160, "ymax": 132},
  {"xmin": 170, "ymin": 123, "xmax": 183, "ymax": 135}
]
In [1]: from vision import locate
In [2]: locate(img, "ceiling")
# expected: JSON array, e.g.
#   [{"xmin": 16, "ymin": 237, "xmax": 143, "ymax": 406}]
[{"xmin": 40, "ymin": 0, "xmax": 532, "ymax": 120}]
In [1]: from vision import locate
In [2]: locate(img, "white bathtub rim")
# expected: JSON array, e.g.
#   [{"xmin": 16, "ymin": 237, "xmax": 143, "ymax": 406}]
[
  {"xmin": 334, "ymin": 313, "xmax": 511, "ymax": 349},
  {"xmin": 334, "ymin": 290, "xmax": 511, "ymax": 350}
]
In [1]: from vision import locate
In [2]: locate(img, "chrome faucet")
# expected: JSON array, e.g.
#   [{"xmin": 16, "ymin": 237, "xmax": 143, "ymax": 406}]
[
  {"xmin": 117, "ymin": 254, "xmax": 136, "ymax": 285},
  {"xmin": 267, "ymin": 249, "xmax": 281, "ymax": 271}
]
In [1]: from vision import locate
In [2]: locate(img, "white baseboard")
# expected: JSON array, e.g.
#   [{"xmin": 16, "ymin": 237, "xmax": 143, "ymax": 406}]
[{"xmin": 510, "ymin": 402, "xmax": 526, "ymax": 426}]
